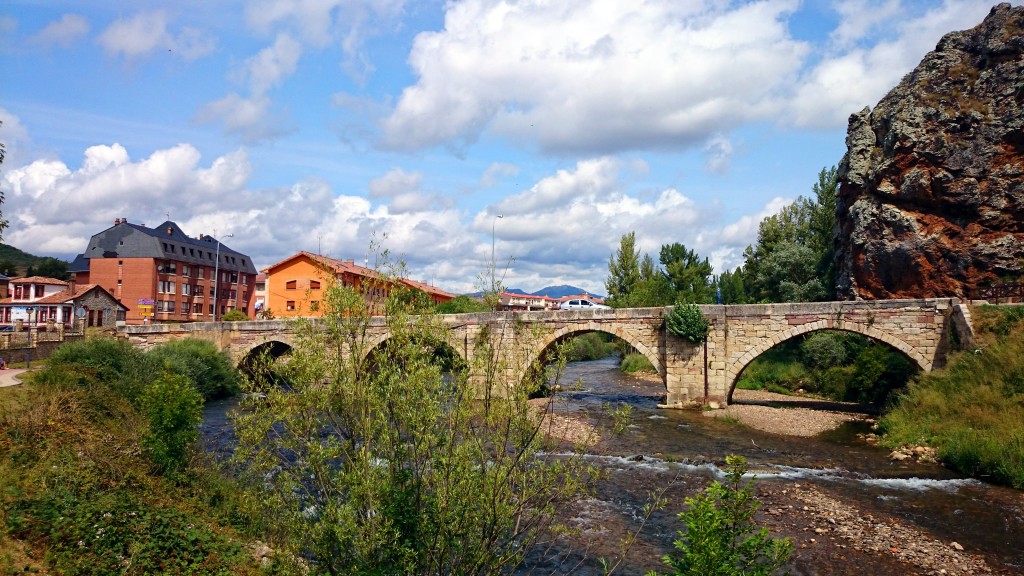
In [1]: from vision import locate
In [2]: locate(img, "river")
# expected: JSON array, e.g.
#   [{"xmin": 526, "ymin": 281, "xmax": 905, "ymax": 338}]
[{"xmin": 201, "ymin": 356, "xmax": 1024, "ymax": 575}]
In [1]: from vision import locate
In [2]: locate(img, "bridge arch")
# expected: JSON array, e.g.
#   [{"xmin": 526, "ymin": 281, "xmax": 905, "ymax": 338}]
[
  {"xmin": 526, "ymin": 321, "xmax": 664, "ymax": 384},
  {"xmin": 362, "ymin": 332, "xmax": 469, "ymax": 372},
  {"xmin": 725, "ymin": 321, "xmax": 929, "ymax": 403}
]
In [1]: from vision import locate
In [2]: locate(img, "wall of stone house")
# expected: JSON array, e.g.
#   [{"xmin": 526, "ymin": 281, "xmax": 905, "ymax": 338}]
[{"xmin": 77, "ymin": 290, "xmax": 124, "ymax": 328}]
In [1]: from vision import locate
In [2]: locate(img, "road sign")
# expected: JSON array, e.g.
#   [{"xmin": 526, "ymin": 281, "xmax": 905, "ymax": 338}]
[{"xmin": 138, "ymin": 298, "xmax": 155, "ymax": 305}]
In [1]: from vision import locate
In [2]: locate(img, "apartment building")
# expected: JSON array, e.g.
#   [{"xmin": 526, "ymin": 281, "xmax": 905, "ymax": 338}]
[
  {"xmin": 262, "ymin": 251, "xmax": 454, "ymax": 318},
  {"xmin": 71, "ymin": 218, "xmax": 258, "ymax": 324}
]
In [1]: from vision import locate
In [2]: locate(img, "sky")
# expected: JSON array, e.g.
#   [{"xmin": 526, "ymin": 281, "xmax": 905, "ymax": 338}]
[{"xmin": 0, "ymin": 0, "xmax": 1014, "ymax": 295}]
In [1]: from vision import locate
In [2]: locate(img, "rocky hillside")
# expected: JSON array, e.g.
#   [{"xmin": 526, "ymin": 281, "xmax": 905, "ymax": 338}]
[{"xmin": 835, "ymin": 3, "xmax": 1024, "ymax": 300}]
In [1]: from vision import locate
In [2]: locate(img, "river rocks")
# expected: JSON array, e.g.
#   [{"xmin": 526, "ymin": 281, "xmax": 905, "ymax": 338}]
[
  {"xmin": 759, "ymin": 485, "xmax": 995, "ymax": 575},
  {"xmin": 835, "ymin": 3, "xmax": 1024, "ymax": 300}
]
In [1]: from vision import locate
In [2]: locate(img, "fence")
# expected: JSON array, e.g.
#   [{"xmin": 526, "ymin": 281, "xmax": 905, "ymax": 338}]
[
  {"xmin": 973, "ymin": 283, "xmax": 1024, "ymax": 304},
  {"xmin": 0, "ymin": 324, "xmax": 87, "ymax": 364}
]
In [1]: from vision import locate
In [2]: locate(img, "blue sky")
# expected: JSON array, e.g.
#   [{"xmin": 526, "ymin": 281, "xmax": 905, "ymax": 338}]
[{"xmin": 0, "ymin": 0, "xmax": 1013, "ymax": 294}]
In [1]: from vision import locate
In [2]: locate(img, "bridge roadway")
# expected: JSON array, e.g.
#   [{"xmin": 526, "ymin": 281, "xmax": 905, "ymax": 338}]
[{"xmin": 119, "ymin": 298, "xmax": 974, "ymax": 407}]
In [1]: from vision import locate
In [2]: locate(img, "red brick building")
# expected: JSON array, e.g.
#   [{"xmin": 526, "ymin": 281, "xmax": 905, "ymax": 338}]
[{"xmin": 70, "ymin": 218, "xmax": 257, "ymax": 324}]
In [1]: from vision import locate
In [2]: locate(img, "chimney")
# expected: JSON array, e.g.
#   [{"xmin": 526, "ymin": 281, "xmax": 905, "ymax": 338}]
[
  {"xmin": 68, "ymin": 275, "xmax": 76, "ymax": 296},
  {"xmin": 114, "ymin": 218, "xmax": 121, "ymax": 226},
  {"xmin": 167, "ymin": 227, "xmax": 173, "ymax": 235},
  {"xmin": 122, "ymin": 217, "xmax": 127, "ymax": 223}
]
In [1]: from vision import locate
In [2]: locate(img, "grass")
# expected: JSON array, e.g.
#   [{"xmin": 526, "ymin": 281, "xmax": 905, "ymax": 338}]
[
  {"xmin": 879, "ymin": 306, "xmax": 1024, "ymax": 489},
  {"xmin": 620, "ymin": 352, "xmax": 656, "ymax": 374},
  {"xmin": 0, "ymin": 341, "xmax": 263, "ymax": 575}
]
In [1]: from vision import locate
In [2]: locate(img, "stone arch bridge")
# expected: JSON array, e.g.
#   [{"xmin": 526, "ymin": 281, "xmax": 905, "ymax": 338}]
[{"xmin": 119, "ymin": 298, "xmax": 974, "ymax": 407}]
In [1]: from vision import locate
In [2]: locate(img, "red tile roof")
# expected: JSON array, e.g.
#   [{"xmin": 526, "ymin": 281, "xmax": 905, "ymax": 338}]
[{"xmin": 9, "ymin": 276, "xmax": 69, "ymax": 286}]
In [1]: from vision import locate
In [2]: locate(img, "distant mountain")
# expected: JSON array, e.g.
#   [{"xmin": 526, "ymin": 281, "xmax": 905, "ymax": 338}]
[
  {"xmin": 530, "ymin": 285, "xmax": 603, "ymax": 299},
  {"xmin": 463, "ymin": 285, "xmax": 602, "ymax": 299},
  {"xmin": 0, "ymin": 243, "xmax": 68, "ymax": 277}
]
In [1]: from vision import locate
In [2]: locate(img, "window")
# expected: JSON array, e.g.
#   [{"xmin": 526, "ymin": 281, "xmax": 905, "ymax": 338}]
[
  {"xmin": 182, "ymin": 265, "xmax": 190, "ymax": 277},
  {"xmin": 209, "ymin": 304, "xmax": 214, "ymax": 315},
  {"xmin": 310, "ymin": 280, "xmax": 321, "ymax": 290},
  {"xmin": 182, "ymin": 284, "xmax": 192, "ymax": 296},
  {"xmin": 197, "ymin": 268, "xmax": 204, "ymax": 279},
  {"xmin": 194, "ymin": 303, "xmax": 202, "ymax": 314},
  {"xmin": 286, "ymin": 280, "xmax": 297, "ymax": 290},
  {"xmin": 34, "ymin": 284, "xmax": 44, "ymax": 298},
  {"xmin": 159, "ymin": 281, "xmax": 176, "ymax": 294},
  {"xmin": 309, "ymin": 300, "xmax": 320, "ymax": 312},
  {"xmin": 190, "ymin": 248, "xmax": 195, "ymax": 257},
  {"xmin": 286, "ymin": 300, "xmax": 296, "ymax": 311},
  {"xmin": 163, "ymin": 242, "xmax": 168, "ymax": 252},
  {"xmin": 157, "ymin": 300, "xmax": 175, "ymax": 312},
  {"xmin": 242, "ymin": 275, "xmax": 248, "ymax": 285}
]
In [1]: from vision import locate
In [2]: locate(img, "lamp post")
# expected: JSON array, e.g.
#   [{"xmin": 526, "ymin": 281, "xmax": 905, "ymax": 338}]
[
  {"xmin": 213, "ymin": 233, "xmax": 233, "ymax": 322},
  {"xmin": 491, "ymin": 214, "xmax": 503, "ymax": 271}
]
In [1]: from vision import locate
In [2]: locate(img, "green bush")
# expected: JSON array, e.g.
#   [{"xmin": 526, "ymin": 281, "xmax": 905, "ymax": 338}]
[
  {"xmin": 666, "ymin": 302, "xmax": 709, "ymax": 343},
  {"xmin": 651, "ymin": 455, "xmax": 792, "ymax": 576},
  {"xmin": 880, "ymin": 326, "xmax": 1024, "ymax": 488},
  {"xmin": 6, "ymin": 483, "xmax": 249, "ymax": 575},
  {"xmin": 800, "ymin": 332, "xmax": 848, "ymax": 370},
  {"xmin": 435, "ymin": 295, "xmax": 490, "ymax": 314},
  {"xmin": 45, "ymin": 337, "xmax": 152, "ymax": 403},
  {"xmin": 221, "ymin": 309, "xmax": 249, "ymax": 321},
  {"xmin": 621, "ymin": 353, "xmax": 656, "ymax": 373},
  {"xmin": 564, "ymin": 333, "xmax": 618, "ymax": 361},
  {"xmin": 141, "ymin": 372, "xmax": 203, "ymax": 476},
  {"xmin": 146, "ymin": 338, "xmax": 240, "ymax": 400}
]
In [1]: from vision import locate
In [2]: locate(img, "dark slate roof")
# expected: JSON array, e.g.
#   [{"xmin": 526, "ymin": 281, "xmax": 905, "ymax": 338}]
[
  {"xmin": 82, "ymin": 220, "xmax": 258, "ymax": 274},
  {"xmin": 69, "ymin": 253, "xmax": 90, "ymax": 273}
]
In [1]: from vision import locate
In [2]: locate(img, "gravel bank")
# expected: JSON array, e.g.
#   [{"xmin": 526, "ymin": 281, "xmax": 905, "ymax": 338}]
[{"xmin": 706, "ymin": 390, "xmax": 872, "ymax": 436}]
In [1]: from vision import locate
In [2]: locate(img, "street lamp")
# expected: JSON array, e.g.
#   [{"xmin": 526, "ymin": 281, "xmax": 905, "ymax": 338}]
[
  {"xmin": 492, "ymin": 214, "xmax": 503, "ymax": 270},
  {"xmin": 213, "ymin": 233, "xmax": 233, "ymax": 322}
]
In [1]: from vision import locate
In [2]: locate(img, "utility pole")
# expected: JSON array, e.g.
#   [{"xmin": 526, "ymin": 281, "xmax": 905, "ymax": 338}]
[{"xmin": 213, "ymin": 233, "xmax": 233, "ymax": 322}]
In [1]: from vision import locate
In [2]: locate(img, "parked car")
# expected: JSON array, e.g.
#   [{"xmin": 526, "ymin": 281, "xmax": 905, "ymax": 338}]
[{"xmin": 559, "ymin": 298, "xmax": 610, "ymax": 311}]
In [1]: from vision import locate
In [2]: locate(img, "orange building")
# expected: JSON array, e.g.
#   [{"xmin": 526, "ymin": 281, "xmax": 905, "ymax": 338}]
[{"xmin": 262, "ymin": 251, "xmax": 454, "ymax": 318}]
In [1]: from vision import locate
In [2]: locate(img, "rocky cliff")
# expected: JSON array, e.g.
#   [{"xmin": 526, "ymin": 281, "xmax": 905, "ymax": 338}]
[{"xmin": 835, "ymin": 3, "xmax": 1024, "ymax": 300}]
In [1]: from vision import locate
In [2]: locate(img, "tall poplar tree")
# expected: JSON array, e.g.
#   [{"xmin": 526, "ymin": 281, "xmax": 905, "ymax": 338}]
[{"xmin": 605, "ymin": 231, "xmax": 641, "ymax": 307}]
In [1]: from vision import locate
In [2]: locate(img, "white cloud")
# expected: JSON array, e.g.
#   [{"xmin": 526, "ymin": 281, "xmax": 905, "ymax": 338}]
[
  {"xmin": 194, "ymin": 94, "xmax": 292, "ymax": 144},
  {"xmin": 382, "ymin": 0, "xmax": 808, "ymax": 154},
  {"xmin": 29, "ymin": 14, "xmax": 90, "ymax": 48},
  {"xmin": 244, "ymin": 0, "xmax": 406, "ymax": 80},
  {"xmin": 703, "ymin": 134, "xmax": 734, "ymax": 175},
  {"xmin": 97, "ymin": 11, "xmax": 214, "ymax": 61},
  {"xmin": 369, "ymin": 168, "xmax": 422, "ymax": 199},
  {"xmin": 236, "ymin": 33, "xmax": 303, "ymax": 96},
  {"xmin": 0, "ymin": 108, "xmax": 31, "ymax": 169},
  {"xmin": 788, "ymin": 0, "xmax": 998, "ymax": 128},
  {"xmin": 481, "ymin": 162, "xmax": 519, "ymax": 188}
]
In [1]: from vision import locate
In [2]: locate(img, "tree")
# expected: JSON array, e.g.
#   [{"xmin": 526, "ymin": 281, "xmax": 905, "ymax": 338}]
[
  {"xmin": 233, "ymin": 259, "xmax": 591, "ymax": 574},
  {"xmin": 606, "ymin": 232, "xmax": 642, "ymax": 307},
  {"xmin": 630, "ymin": 253, "xmax": 675, "ymax": 307},
  {"xmin": 27, "ymin": 257, "xmax": 70, "ymax": 280},
  {"xmin": 435, "ymin": 294, "xmax": 489, "ymax": 314},
  {"xmin": 715, "ymin": 268, "xmax": 750, "ymax": 304},
  {"xmin": 660, "ymin": 243, "xmax": 715, "ymax": 304},
  {"xmin": 743, "ymin": 166, "xmax": 838, "ymax": 303}
]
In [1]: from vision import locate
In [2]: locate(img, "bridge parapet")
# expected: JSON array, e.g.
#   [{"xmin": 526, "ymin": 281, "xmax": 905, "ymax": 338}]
[{"xmin": 119, "ymin": 298, "xmax": 969, "ymax": 407}]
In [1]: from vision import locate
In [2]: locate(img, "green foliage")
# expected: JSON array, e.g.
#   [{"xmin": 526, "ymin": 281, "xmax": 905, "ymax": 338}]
[
  {"xmin": 140, "ymin": 372, "xmax": 203, "ymax": 476},
  {"xmin": 1, "ymin": 361, "xmax": 256, "ymax": 574},
  {"xmin": 735, "ymin": 341, "xmax": 809, "ymax": 392},
  {"xmin": 800, "ymin": 331, "xmax": 848, "ymax": 371},
  {"xmin": 564, "ymin": 332, "xmax": 618, "ymax": 361},
  {"xmin": 144, "ymin": 338, "xmax": 240, "ymax": 400},
  {"xmin": 651, "ymin": 455, "xmax": 792, "ymax": 576},
  {"xmin": 621, "ymin": 352, "xmax": 656, "ymax": 374},
  {"xmin": 715, "ymin": 268, "xmax": 749, "ymax": 304},
  {"xmin": 880, "ymin": 322, "xmax": 1024, "ymax": 488},
  {"xmin": 974, "ymin": 304, "xmax": 1024, "ymax": 336},
  {"xmin": 604, "ymin": 401, "xmax": 633, "ymax": 435},
  {"xmin": 606, "ymin": 231, "xmax": 642, "ymax": 306},
  {"xmin": 742, "ymin": 166, "xmax": 838, "ymax": 303},
  {"xmin": 233, "ymin": 258, "xmax": 592, "ymax": 574},
  {"xmin": 6, "ymin": 482, "xmax": 247, "ymax": 575},
  {"xmin": 667, "ymin": 302, "xmax": 710, "ymax": 343},
  {"xmin": 660, "ymin": 243, "xmax": 715, "ymax": 304},
  {"xmin": 220, "ymin": 308, "xmax": 248, "ymax": 321},
  {"xmin": 435, "ymin": 294, "xmax": 489, "ymax": 314},
  {"xmin": 25, "ymin": 257, "xmax": 69, "ymax": 280},
  {"xmin": 45, "ymin": 337, "xmax": 152, "ymax": 403}
]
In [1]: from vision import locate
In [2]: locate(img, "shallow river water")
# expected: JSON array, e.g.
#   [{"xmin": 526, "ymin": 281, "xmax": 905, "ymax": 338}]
[{"xmin": 201, "ymin": 357, "xmax": 1024, "ymax": 575}]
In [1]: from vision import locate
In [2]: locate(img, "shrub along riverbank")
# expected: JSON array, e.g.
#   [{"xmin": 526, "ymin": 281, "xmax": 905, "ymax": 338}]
[
  {"xmin": 0, "ymin": 337, "xmax": 258, "ymax": 574},
  {"xmin": 879, "ymin": 305, "xmax": 1024, "ymax": 489}
]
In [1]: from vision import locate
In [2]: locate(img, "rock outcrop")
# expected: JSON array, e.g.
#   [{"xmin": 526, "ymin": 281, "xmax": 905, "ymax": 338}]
[{"xmin": 835, "ymin": 3, "xmax": 1024, "ymax": 300}]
